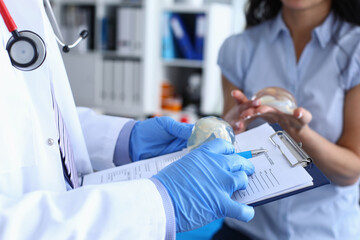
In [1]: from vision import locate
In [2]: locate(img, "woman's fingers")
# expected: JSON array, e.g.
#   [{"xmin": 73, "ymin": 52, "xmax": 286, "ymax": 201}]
[
  {"xmin": 240, "ymin": 105, "xmax": 276, "ymax": 120},
  {"xmin": 231, "ymin": 90, "xmax": 260, "ymax": 108},
  {"xmin": 231, "ymin": 90, "xmax": 248, "ymax": 104},
  {"xmin": 293, "ymin": 107, "xmax": 312, "ymax": 125}
]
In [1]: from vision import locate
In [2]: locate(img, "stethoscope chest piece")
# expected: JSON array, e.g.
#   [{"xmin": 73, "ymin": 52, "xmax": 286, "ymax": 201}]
[
  {"xmin": 6, "ymin": 30, "xmax": 46, "ymax": 71},
  {"xmin": 1, "ymin": 0, "xmax": 87, "ymax": 71}
]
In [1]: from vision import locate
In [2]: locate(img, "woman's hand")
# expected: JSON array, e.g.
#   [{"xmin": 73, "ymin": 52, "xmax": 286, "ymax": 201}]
[
  {"xmin": 240, "ymin": 105, "xmax": 312, "ymax": 141},
  {"xmin": 223, "ymin": 90, "xmax": 260, "ymax": 134}
]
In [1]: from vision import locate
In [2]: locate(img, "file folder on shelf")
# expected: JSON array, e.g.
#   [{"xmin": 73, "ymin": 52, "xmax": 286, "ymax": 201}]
[
  {"xmin": 162, "ymin": 12, "xmax": 176, "ymax": 59},
  {"xmin": 170, "ymin": 13, "xmax": 197, "ymax": 60},
  {"xmin": 195, "ymin": 13, "xmax": 206, "ymax": 60}
]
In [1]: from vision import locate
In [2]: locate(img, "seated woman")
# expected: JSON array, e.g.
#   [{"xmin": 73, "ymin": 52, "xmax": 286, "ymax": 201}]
[{"xmin": 213, "ymin": 0, "xmax": 360, "ymax": 239}]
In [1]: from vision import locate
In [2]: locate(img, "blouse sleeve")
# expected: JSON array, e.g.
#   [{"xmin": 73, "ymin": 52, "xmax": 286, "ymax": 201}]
[
  {"xmin": 342, "ymin": 46, "xmax": 360, "ymax": 90},
  {"xmin": 217, "ymin": 34, "xmax": 249, "ymax": 90},
  {"xmin": 338, "ymin": 28, "xmax": 360, "ymax": 90}
]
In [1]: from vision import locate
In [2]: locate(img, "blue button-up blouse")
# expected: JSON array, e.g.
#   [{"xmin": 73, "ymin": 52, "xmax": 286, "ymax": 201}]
[{"xmin": 218, "ymin": 11, "xmax": 360, "ymax": 239}]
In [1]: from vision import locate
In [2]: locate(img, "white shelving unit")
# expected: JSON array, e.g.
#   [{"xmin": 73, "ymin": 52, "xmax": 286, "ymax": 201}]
[
  {"xmin": 52, "ymin": 0, "xmax": 234, "ymax": 118},
  {"xmin": 52, "ymin": 0, "xmax": 162, "ymax": 118}
]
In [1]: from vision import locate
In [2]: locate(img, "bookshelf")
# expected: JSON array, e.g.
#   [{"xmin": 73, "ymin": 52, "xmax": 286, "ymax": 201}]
[
  {"xmin": 51, "ymin": 0, "xmax": 162, "ymax": 118},
  {"xmin": 52, "ymin": 0, "xmax": 234, "ymax": 119},
  {"xmin": 161, "ymin": 4, "xmax": 232, "ymax": 116}
]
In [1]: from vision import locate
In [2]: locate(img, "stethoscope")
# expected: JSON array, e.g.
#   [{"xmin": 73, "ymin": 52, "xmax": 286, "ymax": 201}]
[{"xmin": 0, "ymin": 0, "xmax": 88, "ymax": 71}]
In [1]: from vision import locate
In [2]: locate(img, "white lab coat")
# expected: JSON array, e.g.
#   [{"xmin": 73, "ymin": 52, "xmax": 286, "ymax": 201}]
[{"xmin": 0, "ymin": 0, "xmax": 167, "ymax": 239}]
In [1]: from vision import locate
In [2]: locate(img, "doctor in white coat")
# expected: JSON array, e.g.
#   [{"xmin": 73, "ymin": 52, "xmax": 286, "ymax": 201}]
[{"xmin": 0, "ymin": 0, "xmax": 255, "ymax": 239}]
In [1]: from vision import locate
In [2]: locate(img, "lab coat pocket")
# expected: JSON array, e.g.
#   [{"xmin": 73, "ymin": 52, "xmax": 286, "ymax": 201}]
[{"xmin": 0, "ymin": 49, "xmax": 38, "ymax": 173}]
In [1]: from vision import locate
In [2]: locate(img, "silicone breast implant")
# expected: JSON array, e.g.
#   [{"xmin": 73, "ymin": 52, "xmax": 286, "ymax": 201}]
[
  {"xmin": 187, "ymin": 116, "xmax": 235, "ymax": 151},
  {"xmin": 252, "ymin": 87, "xmax": 297, "ymax": 114}
]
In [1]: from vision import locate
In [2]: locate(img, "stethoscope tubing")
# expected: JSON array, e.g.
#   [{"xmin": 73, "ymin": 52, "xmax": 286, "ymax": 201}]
[
  {"xmin": 0, "ymin": 0, "xmax": 17, "ymax": 32},
  {"xmin": 43, "ymin": 0, "xmax": 65, "ymax": 43}
]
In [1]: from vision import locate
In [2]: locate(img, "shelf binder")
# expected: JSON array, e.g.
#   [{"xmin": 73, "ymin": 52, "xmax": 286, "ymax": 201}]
[
  {"xmin": 195, "ymin": 13, "xmax": 206, "ymax": 60},
  {"xmin": 170, "ymin": 13, "xmax": 197, "ymax": 60},
  {"xmin": 162, "ymin": 12, "xmax": 176, "ymax": 59},
  {"xmin": 249, "ymin": 124, "xmax": 330, "ymax": 207}
]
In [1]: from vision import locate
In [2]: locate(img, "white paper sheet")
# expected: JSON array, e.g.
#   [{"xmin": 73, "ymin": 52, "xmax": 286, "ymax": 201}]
[{"xmin": 82, "ymin": 149, "xmax": 188, "ymax": 185}]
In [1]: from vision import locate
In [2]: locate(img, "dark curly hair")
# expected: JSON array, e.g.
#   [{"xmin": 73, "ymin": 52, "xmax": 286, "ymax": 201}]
[{"xmin": 245, "ymin": 0, "xmax": 360, "ymax": 27}]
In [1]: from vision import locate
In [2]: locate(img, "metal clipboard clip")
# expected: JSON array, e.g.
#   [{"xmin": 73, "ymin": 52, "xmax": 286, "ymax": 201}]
[{"xmin": 269, "ymin": 131, "xmax": 312, "ymax": 167}]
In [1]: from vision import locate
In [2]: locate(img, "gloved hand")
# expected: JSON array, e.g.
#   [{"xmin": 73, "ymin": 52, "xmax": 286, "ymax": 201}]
[
  {"xmin": 130, "ymin": 116, "xmax": 193, "ymax": 161},
  {"xmin": 152, "ymin": 138, "xmax": 255, "ymax": 232}
]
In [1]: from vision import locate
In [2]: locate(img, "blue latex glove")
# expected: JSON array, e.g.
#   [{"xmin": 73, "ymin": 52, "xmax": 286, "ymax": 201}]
[
  {"xmin": 130, "ymin": 117, "xmax": 193, "ymax": 161},
  {"xmin": 152, "ymin": 138, "xmax": 255, "ymax": 232}
]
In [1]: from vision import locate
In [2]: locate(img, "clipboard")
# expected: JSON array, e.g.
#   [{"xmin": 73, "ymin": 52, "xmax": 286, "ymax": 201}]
[
  {"xmin": 249, "ymin": 124, "xmax": 330, "ymax": 207},
  {"xmin": 81, "ymin": 122, "xmax": 330, "ymax": 208}
]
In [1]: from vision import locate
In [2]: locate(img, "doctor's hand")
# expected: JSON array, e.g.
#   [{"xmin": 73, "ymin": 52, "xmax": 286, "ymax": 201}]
[
  {"xmin": 152, "ymin": 139, "xmax": 255, "ymax": 232},
  {"xmin": 223, "ymin": 90, "xmax": 260, "ymax": 134},
  {"xmin": 129, "ymin": 117, "xmax": 193, "ymax": 161}
]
